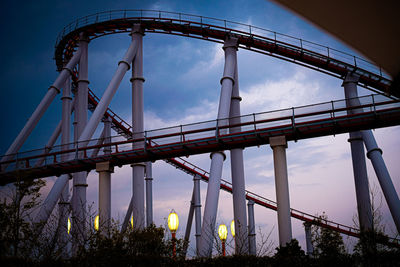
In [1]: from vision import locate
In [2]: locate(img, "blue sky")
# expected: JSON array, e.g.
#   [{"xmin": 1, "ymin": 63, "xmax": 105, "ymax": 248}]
[{"xmin": 1, "ymin": 0, "xmax": 399, "ymax": 256}]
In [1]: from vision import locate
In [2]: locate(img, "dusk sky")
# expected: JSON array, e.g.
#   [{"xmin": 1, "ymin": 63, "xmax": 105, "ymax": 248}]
[{"xmin": 1, "ymin": 0, "xmax": 399, "ymax": 256}]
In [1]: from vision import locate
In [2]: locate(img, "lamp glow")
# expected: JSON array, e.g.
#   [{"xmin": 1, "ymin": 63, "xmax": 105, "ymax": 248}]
[
  {"xmin": 218, "ymin": 224, "xmax": 228, "ymax": 241},
  {"xmin": 168, "ymin": 210, "xmax": 179, "ymax": 259},
  {"xmin": 67, "ymin": 217, "xmax": 71, "ymax": 235},
  {"xmin": 94, "ymin": 215, "xmax": 99, "ymax": 231},
  {"xmin": 231, "ymin": 219, "xmax": 235, "ymax": 237},
  {"xmin": 168, "ymin": 210, "xmax": 179, "ymax": 233},
  {"xmin": 130, "ymin": 215, "xmax": 134, "ymax": 229}
]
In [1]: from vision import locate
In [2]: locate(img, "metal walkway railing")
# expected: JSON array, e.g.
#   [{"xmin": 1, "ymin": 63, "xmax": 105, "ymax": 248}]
[{"xmin": 1, "ymin": 94, "xmax": 399, "ymax": 182}]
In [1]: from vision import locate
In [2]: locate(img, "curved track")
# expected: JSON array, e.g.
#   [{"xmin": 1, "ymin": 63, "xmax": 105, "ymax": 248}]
[{"xmin": 55, "ymin": 10, "xmax": 397, "ymax": 98}]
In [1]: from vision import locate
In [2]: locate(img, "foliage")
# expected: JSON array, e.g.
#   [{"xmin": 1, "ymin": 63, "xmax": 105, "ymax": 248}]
[{"xmin": 273, "ymin": 239, "xmax": 309, "ymax": 266}]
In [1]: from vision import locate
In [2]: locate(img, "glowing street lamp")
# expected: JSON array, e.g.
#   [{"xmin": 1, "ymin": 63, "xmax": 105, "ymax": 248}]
[
  {"xmin": 94, "ymin": 215, "xmax": 99, "ymax": 231},
  {"xmin": 67, "ymin": 217, "xmax": 71, "ymax": 235},
  {"xmin": 168, "ymin": 210, "xmax": 179, "ymax": 258},
  {"xmin": 130, "ymin": 215, "xmax": 134, "ymax": 229},
  {"xmin": 230, "ymin": 219, "xmax": 235, "ymax": 238},
  {"xmin": 218, "ymin": 224, "xmax": 228, "ymax": 256}
]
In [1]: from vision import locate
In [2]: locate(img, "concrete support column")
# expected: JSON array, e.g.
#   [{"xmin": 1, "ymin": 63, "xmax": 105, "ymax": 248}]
[
  {"xmin": 247, "ymin": 200, "xmax": 256, "ymax": 255},
  {"xmin": 73, "ymin": 32, "xmax": 89, "ymax": 245},
  {"xmin": 304, "ymin": 222, "xmax": 314, "ymax": 256},
  {"xmin": 199, "ymin": 37, "xmax": 237, "ymax": 257},
  {"xmin": 363, "ymin": 130, "xmax": 400, "ymax": 232},
  {"xmin": 342, "ymin": 74, "xmax": 373, "ymax": 232},
  {"xmin": 270, "ymin": 136, "xmax": 292, "ymax": 247},
  {"xmin": 97, "ymin": 117, "xmax": 112, "ymax": 233},
  {"xmin": 343, "ymin": 73, "xmax": 400, "ymax": 233},
  {"xmin": 131, "ymin": 24, "xmax": 145, "ymax": 230},
  {"xmin": 183, "ymin": 190, "xmax": 195, "ymax": 256},
  {"xmin": 145, "ymin": 162, "xmax": 153, "ymax": 227},
  {"xmin": 229, "ymin": 54, "xmax": 248, "ymax": 254},
  {"xmin": 193, "ymin": 174, "xmax": 202, "ymax": 256},
  {"xmin": 59, "ymin": 74, "xmax": 72, "ymax": 246},
  {"xmin": 97, "ymin": 161, "xmax": 113, "ymax": 233}
]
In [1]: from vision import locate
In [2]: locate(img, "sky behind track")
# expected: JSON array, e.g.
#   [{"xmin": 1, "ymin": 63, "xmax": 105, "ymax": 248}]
[{"xmin": 0, "ymin": 0, "xmax": 399, "ymax": 256}]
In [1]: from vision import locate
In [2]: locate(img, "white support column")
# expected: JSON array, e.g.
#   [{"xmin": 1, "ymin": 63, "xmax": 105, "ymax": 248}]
[
  {"xmin": 193, "ymin": 174, "xmax": 202, "ymax": 256},
  {"xmin": 1, "ymin": 49, "xmax": 81, "ymax": 164},
  {"xmin": 131, "ymin": 24, "xmax": 145, "ymax": 230},
  {"xmin": 145, "ymin": 162, "xmax": 153, "ymax": 227},
  {"xmin": 304, "ymin": 222, "xmax": 314, "ymax": 256},
  {"xmin": 247, "ymin": 200, "xmax": 256, "ymax": 255},
  {"xmin": 199, "ymin": 37, "xmax": 237, "ymax": 257},
  {"xmin": 229, "ymin": 53, "xmax": 248, "ymax": 254},
  {"xmin": 97, "ymin": 162, "xmax": 113, "ymax": 233},
  {"xmin": 342, "ymin": 73, "xmax": 373, "ymax": 232},
  {"xmin": 97, "ymin": 117, "xmax": 112, "ymax": 233},
  {"xmin": 72, "ymin": 32, "xmax": 89, "ymax": 246},
  {"xmin": 363, "ymin": 130, "xmax": 400, "ymax": 232},
  {"xmin": 343, "ymin": 73, "xmax": 400, "ymax": 233},
  {"xmin": 183, "ymin": 190, "xmax": 195, "ymax": 256},
  {"xmin": 58, "ymin": 74, "xmax": 72, "ymax": 246},
  {"xmin": 270, "ymin": 136, "xmax": 292, "ymax": 247}
]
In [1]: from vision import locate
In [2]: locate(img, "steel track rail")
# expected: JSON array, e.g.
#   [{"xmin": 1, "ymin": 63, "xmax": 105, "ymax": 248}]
[{"xmin": 53, "ymin": 10, "xmax": 398, "ymax": 98}]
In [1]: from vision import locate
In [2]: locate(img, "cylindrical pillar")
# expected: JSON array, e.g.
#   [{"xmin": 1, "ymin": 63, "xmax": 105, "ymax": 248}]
[
  {"xmin": 73, "ymin": 32, "xmax": 89, "ymax": 246},
  {"xmin": 342, "ymin": 74, "xmax": 373, "ymax": 232},
  {"xmin": 183, "ymin": 190, "xmax": 195, "ymax": 256},
  {"xmin": 193, "ymin": 174, "xmax": 202, "ymax": 256},
  {"xmin": 131, "ymin": 24, "xmax": 146, "ymax": 230},
  {"xmin": 270, "ymin": 136, "xmax": 292, "ymax": 247},
  {"xmin": 229, "ymin": 55, "xmax": 248, "ymax": 254},
  {"xmin": 343, "ymin": 73, "xmax": 400, "ymax": 233},
  {"xmin": 199, "ymin": 37, "xmax": 237, "ymax": 257},
  {"xmin": 145, "ymin": 162, "xmax": 153, "ymax": 227},
  {"xmin": 59, "ymin": 74, "xmax": 72, "ymax": 246},
  {"xmin": 98, "ymin": 117, "xmax": 112, "ymax": 233},
  {"xmin": 247, "ymin": 200, "xmax": 256, "ymax": 255},
  {"xmin": 304, "ymin": 222, "xmax": 314, "ymax": 256},
  {"xmin": 97, "ymin": 161, "xmax": 113, "ymax": 234}
]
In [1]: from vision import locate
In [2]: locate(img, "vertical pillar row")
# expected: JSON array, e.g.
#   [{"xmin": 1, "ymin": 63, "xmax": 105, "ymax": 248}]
[
  {"xmin": 131, "ymin": 24, "xmax": 146, "ymax": 230},
  {"xmin": 270, "ymin": 136, "xmax": 292, "ymax": 247},
  {"xmin": 342, "ymin": 74, "xmax": 373, "ymax": 232},
  {"xmin": 198, "ymin": 37, "xmax": 238, "ymax": 257},
  {"xmin": 247, "ymin": 200, "xmax": 256, "ymax": 255}
]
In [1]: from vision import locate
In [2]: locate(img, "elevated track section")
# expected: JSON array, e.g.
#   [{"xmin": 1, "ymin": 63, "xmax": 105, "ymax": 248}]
[{"xmin": 55, "ymin": 10, "xmax": 397, "ymax": 98}]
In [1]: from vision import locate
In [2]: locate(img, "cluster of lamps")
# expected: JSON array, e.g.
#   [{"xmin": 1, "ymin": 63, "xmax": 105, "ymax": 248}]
[{"xmin": 81, "ymin": 211, "xmax": 234, "ymax": 257}]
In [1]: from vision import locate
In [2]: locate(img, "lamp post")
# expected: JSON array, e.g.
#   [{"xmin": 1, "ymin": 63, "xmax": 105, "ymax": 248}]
[
  {"xmin": 230, "ymin": 219, "xmax": 235, "ymax": 238},
  {"xmin": 218, "ymin": 224, "xmax": 228, "ymax": 256},
  {"xmin": 168, "ymin": 210, "xmax": 179, "ymax": 258},
  {"xmin": 94, "ymin": 215, "xmax": 99, "ymax": 231}
]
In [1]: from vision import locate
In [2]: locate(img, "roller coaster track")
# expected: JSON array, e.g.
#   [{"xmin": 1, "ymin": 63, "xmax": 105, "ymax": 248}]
[
  {"xmin": 1, "ymin": 80, "xmax": 399, "ymax": 245},
  {"xmin": 54, "ymin": 10, "xmax": 398, "ymax": 98},
  {"xmin": 87, "ymin": 90, "xmax": 400, "ymax": 246}
]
